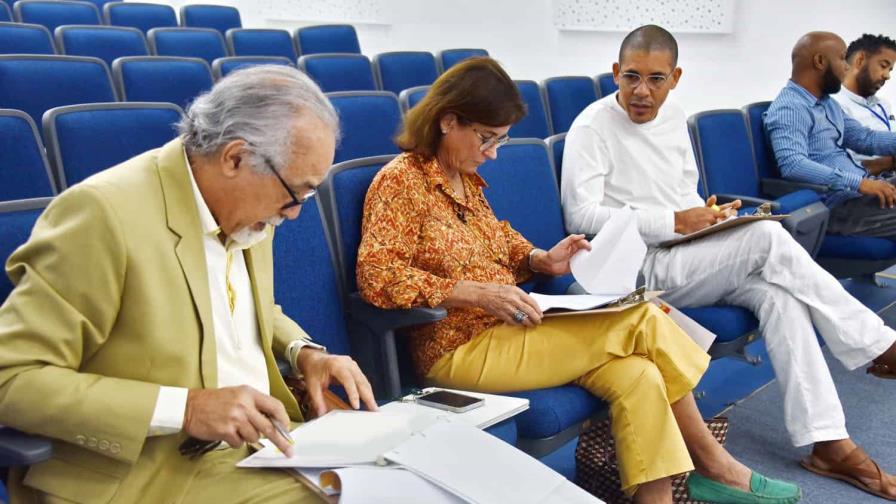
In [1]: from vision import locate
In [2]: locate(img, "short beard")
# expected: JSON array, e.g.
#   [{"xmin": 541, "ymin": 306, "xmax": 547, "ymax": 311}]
[
  {"xmin": 821, "ymin": 65, "xmax": 842, "ymax": 96},
  {"xmin": 855, "ymin": 66, "xmax": 876, "ymax": 97}
]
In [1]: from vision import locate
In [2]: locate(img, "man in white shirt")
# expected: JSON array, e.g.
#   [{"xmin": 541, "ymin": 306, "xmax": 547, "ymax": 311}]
[
  {"xmin": 832, "ymin": 33, "xmax": 896, "ymax": 175},
  {"xmin": 0, "ymin": 65, "xmax": 376, "ymax": 503},
  {"xmin": 562, "ymin": 24, "xmax": 896, "ymax": 499}
]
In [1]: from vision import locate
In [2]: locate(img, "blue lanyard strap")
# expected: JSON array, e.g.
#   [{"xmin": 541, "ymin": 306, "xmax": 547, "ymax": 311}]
[{"xmin": 863, "ymin": 103, "xmax": 892, "ymax": 131}]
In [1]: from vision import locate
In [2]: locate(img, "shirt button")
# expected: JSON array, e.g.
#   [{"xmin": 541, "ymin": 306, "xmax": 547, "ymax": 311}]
[
  {"xmin": 74, "ymin": 435, "xmax": 86, "ymax": 445},
  {"xmin": 99, "ymin": 440, "xmax": 110, "ymax": 451},
  {"xmin": 87, "ymin": 436, "xmax": 98, "ymax": 448},
  {"xmin": 110, "ymin": 442, "xmax": 121, "ymax": 454}
]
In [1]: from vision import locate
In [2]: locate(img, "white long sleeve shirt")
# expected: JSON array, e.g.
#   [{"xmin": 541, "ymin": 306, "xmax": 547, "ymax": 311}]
[
  {"xmin": 832, "ymin": 86, "xmax": 894, "ymax": 163},
  {"xmin": 561, "ymin": 94, "xmax": 704, "ymax": 246}
]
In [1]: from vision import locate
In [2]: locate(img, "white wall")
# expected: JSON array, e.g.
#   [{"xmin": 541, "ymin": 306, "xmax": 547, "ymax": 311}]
[{"xmin": 160, "ymin": 0, "xmax": 896, "ymax": 115}]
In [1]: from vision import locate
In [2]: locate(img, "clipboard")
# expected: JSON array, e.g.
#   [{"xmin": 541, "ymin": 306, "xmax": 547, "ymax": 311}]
[
  {"xmin": 542, "ymin": 288, "xmax": 663, "ymax": 317},
  {"xmin": 659, "ymin": 214, "xmax": 787, "ymax": 248}
]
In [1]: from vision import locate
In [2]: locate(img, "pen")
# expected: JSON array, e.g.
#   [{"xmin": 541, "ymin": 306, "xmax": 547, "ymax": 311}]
[{"xmin": 269, "ymin": 416, "xmax": 295, "ymax": 445}]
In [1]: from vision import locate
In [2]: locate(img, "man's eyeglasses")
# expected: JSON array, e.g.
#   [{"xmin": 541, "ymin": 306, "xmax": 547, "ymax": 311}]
[
  {"xmin": 471, "ymin": 126, "xmax": 510, "ymax": 152},
  {"xmin": 259, "ymin": 154, "xmax": 316, "ymax": 210},
  {"xmin": 618, "ymin": 71, "xmax": 674, "ymax": 91}
]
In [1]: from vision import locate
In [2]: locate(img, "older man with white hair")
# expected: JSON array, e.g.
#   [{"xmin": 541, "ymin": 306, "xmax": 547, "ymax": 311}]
[{"xmin": 0, "ymin": 65, "xmax": 375, "ymax": 503}]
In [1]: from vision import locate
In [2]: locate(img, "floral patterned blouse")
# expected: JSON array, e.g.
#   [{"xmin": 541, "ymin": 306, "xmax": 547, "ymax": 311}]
[{"xmin": 357, "ymin": 152, "xmax": 535, "ymax": 376}]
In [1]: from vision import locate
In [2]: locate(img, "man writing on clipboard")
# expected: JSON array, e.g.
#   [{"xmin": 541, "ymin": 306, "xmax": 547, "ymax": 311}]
[{"xmin": 562, "ymin": 25, "xmax": 896, "ymax": 499}]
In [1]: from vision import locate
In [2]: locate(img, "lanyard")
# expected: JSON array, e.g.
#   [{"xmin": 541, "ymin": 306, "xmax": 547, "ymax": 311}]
[{"xmin": 862, "ymin": 103, "xmax": 892, "ymax": 131}]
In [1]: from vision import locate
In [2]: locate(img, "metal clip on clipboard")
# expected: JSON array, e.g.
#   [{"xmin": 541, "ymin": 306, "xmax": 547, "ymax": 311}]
[{"xmin": 601, "ymin": 286, "xmax": 647, "ymax": 308}]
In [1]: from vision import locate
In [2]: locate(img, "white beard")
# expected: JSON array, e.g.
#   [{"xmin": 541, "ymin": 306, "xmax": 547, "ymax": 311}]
[{"xmin": 230, "ymin": 216, "xmax": 285, "ymax": 248}]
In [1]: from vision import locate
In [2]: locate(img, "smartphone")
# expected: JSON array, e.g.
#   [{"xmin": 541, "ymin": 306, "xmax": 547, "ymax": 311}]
[{"xmin": 415, "ymin": 390, "xmax": 485, "ymax": 413}]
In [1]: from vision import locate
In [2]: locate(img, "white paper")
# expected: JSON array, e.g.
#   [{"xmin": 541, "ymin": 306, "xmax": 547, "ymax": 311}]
[
  {"xmin": 650, "ymin": 298, "xmax": 718, "ymax": 351},
  {"xmin": 326, "ymin": 467, "xmax": 464, "ymax": 504},
  {"xmin": 380, "ymin": 387, "xmax": 529, "ymax": 429},
  {"xmin": 569, "ymin": 206, "xmax": 647, "ymax": 296},
  {"xmin": 529, "ymin": 293, "xmax": 623, "ymax": 312}
]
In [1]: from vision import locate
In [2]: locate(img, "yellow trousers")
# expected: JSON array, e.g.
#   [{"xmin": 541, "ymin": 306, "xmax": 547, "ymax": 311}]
[{"xmin": 427, "ymin": 303, "xmax": 710, "ymax": 496}]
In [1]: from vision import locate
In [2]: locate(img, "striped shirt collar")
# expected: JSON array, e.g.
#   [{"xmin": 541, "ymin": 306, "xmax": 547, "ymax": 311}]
[{"xmin": 786, "ymin": 79, "xmax": 826, "ymax": 106}]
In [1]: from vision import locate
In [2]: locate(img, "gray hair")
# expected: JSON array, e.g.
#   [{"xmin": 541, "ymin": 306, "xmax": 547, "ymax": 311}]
[{"xmin": 178, "ymin": 65, "xmax": 340, "ymax": 173}]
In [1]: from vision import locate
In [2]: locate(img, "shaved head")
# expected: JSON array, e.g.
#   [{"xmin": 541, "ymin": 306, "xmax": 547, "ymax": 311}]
[
  {"xmin": 792, "ymin": 31, "xmax": 845, "ymax": 68},
  {"xmin": 790, "ymin": 31, "xmax": 848, "ymax": 97},
  {"xmin": 619, "ymin": 24, "xmax": 678, "ymax": 67}
]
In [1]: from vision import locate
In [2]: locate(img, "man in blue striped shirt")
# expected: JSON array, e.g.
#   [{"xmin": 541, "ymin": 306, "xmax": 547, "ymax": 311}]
[{"xmin": 767, "ymin": 31, "xmax": 896, "ymax": 238}]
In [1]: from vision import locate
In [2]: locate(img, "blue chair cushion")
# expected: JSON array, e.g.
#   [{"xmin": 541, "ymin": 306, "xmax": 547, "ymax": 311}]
[
  {"xmin": 819, "ymin": 235, "xmax": 896, "ymax": 260},
  {"xmin": 0, "ymin": 23, "xmax": 55, "ymax": 54},
  {"xmin": 680, "ymin": 305, "xmax": 758, "ymax": 343},
  {"xmin": 483, "ymin": 418, "xmax": 517, "ymax": 445},
  {"xmin": 303, "ymin": 55, "xmax": 375, "ymax": 92},
  {"xmin": 58, "ymin": 26, "xmax": 148, "ymax": 67},
  {"xmin": 772, "ymin": 189, "xmax": 821, "ymax": 214},
  {"xmin": 297, "ymin": 25, "xmax": 360, "ymax": 55},
  {"xmin": 0, "ymin": 112, "xmax": 53, "ymax": 199},
  {"xmin": 104, "ymin": 3, "xmax": 177, "ymax": 35},
  {"xmin": 508, "ymin": 385, "xmax": 606, "ymax": 439}
]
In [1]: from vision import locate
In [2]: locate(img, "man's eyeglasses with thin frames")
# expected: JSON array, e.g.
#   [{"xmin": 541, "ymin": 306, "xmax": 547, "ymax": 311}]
[{"xmin": 259, "ymin": 154, "xmax": 316, "ymax": 210}]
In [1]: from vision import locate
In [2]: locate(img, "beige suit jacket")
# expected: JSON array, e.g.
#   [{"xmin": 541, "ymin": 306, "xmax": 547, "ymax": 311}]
[{"xmin": 0, "ymin": 138, "xmax": 309, "ymax": 503}]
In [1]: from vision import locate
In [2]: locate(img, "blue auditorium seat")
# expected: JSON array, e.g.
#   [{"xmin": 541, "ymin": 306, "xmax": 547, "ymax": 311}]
[
  {"xmin": 373, "ymin": 51, "xmax": 439, "ymax": 96},
  {"xmin": 113, "ymin": 56, "xmax": 213, "ymax": 110},
  {"xmin": 80, "ymin": 0, "xmax": 116, "ymax": 9},
  {"xmin": 211, "ymin": 56, "xmax": 293, "ymax": 80},
  {"xmin": 179, "ymin": 4, "xmax": 241, "ymax": 35},
  {"xmin": 437, "ymin": 48, "xmax": 488, "ymax": 71},
  {"xmin": 0, "ymin": 22, "xmax": 55, "ymax": 55},
  {"xmin": 42, "ymin": 102, "xmax": 183, "ymax": 189},
  {"xmin": 0, "ymin": 109, "xmax": 56, "ymax": 198},
  {"xmin": 595, "ymin": 72, "xmax": 617, "ymax": 98},
  {"xmin": 0, "ymin": 2, "xmax": 10, "ymax": 21},
  {"xmin": 546, "ymin": 132, "xmax": 565, "ymax": 182},
  {"xmin": 327, "ymin": 91, "xmax": 401, "ymax": 163},
  {"xmin": 102, "ymin": 2, "xmax": 177, "ymax": 35},
  {"xmin": 511, "ymin": 80, "xmax": 552, "ymax": 139},
  {"xmin": 147, "ymin": 27, "xmax": 226, "ymax": 64},
  {"xmin": 299, "ymin": 53, "xmax": 377, "ymax": 92},
  {"xmin": 542, "ymin": 76, "xmax": 598, "ymax": 134},
  {"xmin": 398, "ymin": 85, "xmax": 429, "ymax": 114},
  {"xmin": 55, "ymin": 25, "xmax": 148, "ymax": 67},
  {"xmin": 225, "ymin": 28, "xmax": 297, "ymax": 60},
  {"xmin": 14, "ymin": 0, "xmax": 100, "ymax": 34},
  {"xmin": 295, "ymin": 24, "xmax": 360, "ymax": 55},
  {"xmin": 0, "ymin": 55, "xmax": 116, "ymax": 131}
]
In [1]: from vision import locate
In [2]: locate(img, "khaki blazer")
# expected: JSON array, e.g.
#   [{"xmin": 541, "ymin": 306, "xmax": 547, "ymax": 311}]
[{"xmin": 0, "ymin": 138, "xmax": 309, "ymax": 503}]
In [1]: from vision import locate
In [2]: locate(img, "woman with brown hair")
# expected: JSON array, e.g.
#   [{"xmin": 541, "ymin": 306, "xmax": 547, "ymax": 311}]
[{"xmin": 356, "ymin": 57, "xmax": 799, "ymax": 503}]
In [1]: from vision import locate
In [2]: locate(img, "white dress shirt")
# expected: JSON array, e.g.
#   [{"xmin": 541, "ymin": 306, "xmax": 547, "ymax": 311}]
[
  {"xmin": 832, "ymin": 86, "xmax": 894, "ymax": 162},
  {"xmin": 561, "ymin": 94, "xmax": 704, "ymax": 246},
  {"xmin": 147, "ymin": 152, "xmax": 321, "ymax": 436}
]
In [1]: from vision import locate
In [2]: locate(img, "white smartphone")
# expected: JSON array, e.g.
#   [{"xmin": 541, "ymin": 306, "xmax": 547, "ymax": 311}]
[{"xmin": 415, "ymin": 390, "xmax": 485, "ymax": 413}]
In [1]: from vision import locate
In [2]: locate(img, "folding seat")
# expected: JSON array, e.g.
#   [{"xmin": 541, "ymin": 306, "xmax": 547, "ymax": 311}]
[
  {"xmin": 113, "ymin": 56, "xmax": 212, "ymax": 111},
  {"xmin": 147, "ymin": 27, "xmax": 226, "ymax": 64},
  {"xmin": 294, "ymin": 24, "xmax": 360, "ymax": 55},
  {"xmin": 744, "ymin": 101, "xmax": 896, "ymax": 277},
  {"xmin": 225, "ymin": 28, "xmax": 296, "ymax": 60},
  {"xmin": 298, "ymin": 53, "xmax": 377, "ymax": 93},
  {"xmin": 398, "ymin": 85, "xmax": 429, "ymax": 114},
  {"xmin": 373, "ymin": 51, "xmax": 439, "ymax": 96},
  {"xmin": 0, "ymin": 2, "xmax": 10, "ymax": 22},
  {"xmin": 179, "ymin": 4, "xmax": 241, "ymax": 35},
  {"xmin": 511, "ymin": 80, "xmax": 551, "ymax": 139},
  {"xmin": 437, "ymin": 48, "xmax": 488, "ymax": 71},
  {"xmin": 594, "ymin": 72, "xmax": 617, "ymax": 98},
  {"xmin": 55, "ymin": 25, "xmax": 147, "ymax": 67},
  {"xmin": 211, "ymin": 55, "xmax": 293, "ymax": 80},
  {"xmin": 326, "ymin": 91, "xmax": 401, "ymax": 163},
  {"xmin": 14, "ymin": 0, "xmax": 100, "ymax": 34},
  {"xmin": 102, "ymin": 2, "xmax": 177, "ymax": 35},
  {"xmin": 0, "ymin": 110, "xmax": 56, "ymax": 198},
  {"xmin": 0, "ymin": 55, "xmax": 115, "ymax": 131},
  {"xmin": 43, "ymin": 102, "xmax": 183, "ymax": 189},
  {"xmin": 0, "ymin": 22, "xmax": 55, "ymax": 54},
  {"xmin": 541, "ymin": 76, "xmax": 598, "ymax": 134}
]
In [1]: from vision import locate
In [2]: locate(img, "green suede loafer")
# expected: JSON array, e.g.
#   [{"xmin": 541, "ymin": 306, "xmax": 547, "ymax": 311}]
[{"xmin": 686, "ymin": 471, "xmax": 802, "ymax": 504}]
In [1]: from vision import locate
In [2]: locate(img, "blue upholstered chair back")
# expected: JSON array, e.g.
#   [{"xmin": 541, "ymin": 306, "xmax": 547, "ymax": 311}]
[
  {"xmin": 179, "ymin": 4, "xmax": 241, "ymax": 35},
  {"xmin": 0, "ymin": 55, "xmax": 116, "ymax": 130},
  {"xmin": 14, "ymin": 0, "xmax": 100, "ymax": 34},
  {"xmin": 323, "ymin": 155, "xmax": 396, "ymax": 293},
  {"xmin": 511, "ymin": 80, "xmax": 552, "ymax": 139},
  {"xmin": 295, "ymin": 24, "xmax": 360, "ymax": 55},
  {"xmin": 398, "ymin": 85, "xmax": 428, "ymax": 114},
  {"xmin": 0, "ymin": 22, "xmax": 55, "ymax": 54},
  {"xmin": 113, "ymin": 56, "xmax": 213, "ymax": 111},
  {"xmin": 42, "ymin": 102, "xmax": 183, "ymax": 189},
  {"xmin": 80, "ymin": 0, "xmax": 116, "ymax": 10},
  {"xmin": 273, "ymin": 196, "xmax": 351, "ymax": 355},
  {"xmin": 103, "ymin": 2, "xmax": 177, "ymax": 35},
  {"xmin": 226, "ymin": 28, "xmax": 297, "ymax": 60},
  {"xmin": 546, "ymin": 133, "xmax": 566, "ymax": 185},
  {"xmin": 55, "ymin": 25, "xmax": 148, "ymax": 67},
  {"xmin": 477, "ymin": 140, "xmax": 573, "ymax": 294},
  {"xmin": 373, "ymin": 51, "xmax": 439, "ymax": 96},
  {"xmin": 299, "ymin": 53, "xmax": 377, "ymax": 92},
  {"xmin": 0, "ymin": 110, "xmax": 56, "ymax": 199},
  {"xmin": 437, "ymin": 48, "xmax": 488, "ymax": 71},
  {"xmin": 688, "ymin": 109, "xmax": 761, "ymax": 198},
  {"xmin": 542, "ymin": 76, "xmax": 598, "ymax": 134},
  {"xmin": 0, "ymin": 198, "xmax": 52, "ymax": 304},
  {"xmin": 595, "ymin": 72, "xmax": 617, "ymax": 98},
  {"xmin": 211, "ymin": 56, "xmax": 293, "ymax": 80},
  {"xmin": 0, "ymin": 3, "xmax": 11, "ymax": 22},
  {"xmin": 328, "ymin": 91, "xmax": 402, "ymax": 163},
  {"xmin": 148, "ymin": 27, "xmax": 226, "ymax": 64},
  {"xmin": 743, "ymin": 101, "xmax": 779, "ymax": 179}
]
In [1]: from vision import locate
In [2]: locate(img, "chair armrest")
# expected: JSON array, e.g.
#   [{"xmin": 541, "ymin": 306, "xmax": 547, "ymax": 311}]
[
  {"xmin": 772, "ymin": 189, "xmax": 823, "ymax": 214},
  {"xmin": 761, "ymin": 178, "xmax": 827, "ymax": 199},
  {"xmin": 346, "ymin": 292, "xmax": 447, "ymax": 335},
  {"xmin": 715, "ymin": 193, "xmax": 779, "ymax": 211},
  {"xmin": 0, "ymin": 427, "xmax": 52, "ymax": 466}
]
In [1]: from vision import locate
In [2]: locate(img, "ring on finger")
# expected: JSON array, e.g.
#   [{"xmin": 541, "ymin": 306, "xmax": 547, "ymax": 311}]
[{"xmin": 512, "ymin": 309, "xmax": 528, "ymax": 324}]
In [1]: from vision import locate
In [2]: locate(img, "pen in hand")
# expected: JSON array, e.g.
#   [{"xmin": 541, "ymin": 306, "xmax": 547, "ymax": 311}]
[{"xmin": 268, "ymin": 415, "xmax": 295, "ymax": 455}]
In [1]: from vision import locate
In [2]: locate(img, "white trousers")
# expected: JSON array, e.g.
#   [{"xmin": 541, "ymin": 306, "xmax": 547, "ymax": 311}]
[{"xmin": 643, "ymin": 220, "xmax": 896, "ymax": 447}]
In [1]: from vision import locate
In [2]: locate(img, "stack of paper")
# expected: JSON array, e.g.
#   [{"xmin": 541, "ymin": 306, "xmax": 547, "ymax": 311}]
[{"xmin": 379, "ymin": 387, "xmax": 529, "ymax": 429}]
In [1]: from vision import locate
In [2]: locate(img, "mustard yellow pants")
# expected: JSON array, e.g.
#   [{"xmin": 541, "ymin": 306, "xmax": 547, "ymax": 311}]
[{"xmin": 426, "ymin": 303, "xmax": 710, "ymax": 496}]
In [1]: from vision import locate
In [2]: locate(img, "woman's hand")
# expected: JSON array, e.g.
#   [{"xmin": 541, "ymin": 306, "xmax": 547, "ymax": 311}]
[
  {"xmin": 529, "ymin": 234, "xmax": 591, "ymax": 276},
  {"xmin": 443, "ymin": 281, "xmax": 543, "ymax": 327}
]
